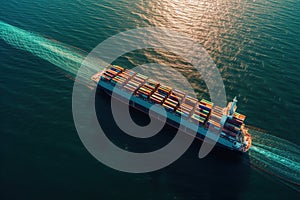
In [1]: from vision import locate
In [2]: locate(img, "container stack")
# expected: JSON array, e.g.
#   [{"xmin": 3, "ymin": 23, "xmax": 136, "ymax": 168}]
[
  {"xmin": 191, "ymin": 114, "xmax": 206, "ymax": 125},
  {"xmin": 113, "ymin": 70, "xmax": 135, "ymax": 90},
  {"xmin": 199, "ymin": 99, "xmax": 214, "ymax": 109},
  {"xmin": 97, "ymin": 66, "xmax": 250, "ymax": 140},
  {"xmin": 171, "ymin": 89, "xmax": 185, "ymax": 103},
  {"xmin": 192, "ymin": 99, "xmax": 213, "ymax": 125},
  {"xmin": 100, "ymin": 65, "xmax": 124, "ymax": 82},
  {"xmin": 136, "ymin": 78, "xmax": 158, "ymax": 99},
  {"xmin": 174, "ymin": 94, "xmax": 196, "ymax": 118},
  {"xmin": 134, "ymin": 73, "xmax": 148, "ymax": 82},
  {"xmin": 157, "ymin": 85, "xmax": 172, "ymax": 98},
  {"xmin": 176, "ymin": 103, "xmax": 193, "ymax": 118},
  {"xmin": 100, "ymin": 73, "xmax": 112, "ymax": 82},
  {"xmin": 111, "ymin": 69, "xmax": 134, "ymax": 86},
  {"xmin": 123, "ymin": 73, "xmax": 146, "ymax": 93},
  {"xmin": 222, "ymin": 121, "xmax": 241, "ymax": 137},
  {"xmin": 149, "ymin": 85, "xmax": 170, "ymax": 104},
  {"xmin": 222, "ymin": 112, "xmax": 245, "ymax": 137},
  {"xmin": 122, "ymin": 69, "xmax": 136, "ymax": 78},
  {"xmin": 163, "ymin": 97, "xmax": 179, "ymax": 112},
  {"xmin": 111, "ymin": 65, "xmax": 124, "ymax": 72},
  {"xmin": 145, "ymin": 79, "xmax": 160, "ymax": 90},
  {"xmin": 233, "ymin": 112, "xmax": 246, "ymax": 122},
  {"xmin": 207, "ymin": 106, "xmax": 223, "ymax": 131},
  {"xmin": 185, "ymin": 96, "xmax": 198, "ymax": 107},
  {"xmin": 167, "ymin": 90, "xmax": 184, "ymax": 117},
  {"xmin": 111, "ymin": 76, "xmax": 126, "ymax": 86},
  {"xmin": 174, "ymin": 96, "xmax": 195, "ymax": 118},
  {"xmin": 136, "ymin": 86, "xmax": 151, "ymax": 99},
  {"xmin": 150, "ymin": 92, "xmax": 165, "ymax": 104}
]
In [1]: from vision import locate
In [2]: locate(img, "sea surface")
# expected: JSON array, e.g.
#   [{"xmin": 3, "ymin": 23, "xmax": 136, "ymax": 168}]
[{"xmin": 1, "ymin": 0, "xmax": 300, "ymax": 199}]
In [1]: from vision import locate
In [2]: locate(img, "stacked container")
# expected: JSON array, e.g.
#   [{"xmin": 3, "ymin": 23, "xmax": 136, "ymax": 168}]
[
  {"xmin": 185, "ymin": 96, "xmax": 198, "ymax": 107},
  {"xmin": 150, "ymin": 92, "xmax": 165, "ymax": 104},
  {"xmin": 100, "ymin": 65, "xmax": 124, "ymax": 82},
  {"xmin": 172, "ymin": 89, "xmax": 185, "ymax": 103},
  {"xmin": 207, "ymin": 106, "xmax": 223, "ymax": 130},
  {"xmin": 123, "ymin": 73, "xmax": 146, "ymax": 93},
  {"xmin": 98, "ymin": 66, "xmax": 249, "ymax": 140},
  {"xmin": 145, "ymin": 79, "xmax": 160, "ymax": 90},
  {"xmin": 222, "ymin": 112, "xmax": 245, "ymax": 137},
  {"xmin": 111, "ymin": 69, "xmax": 135, "ymax": 86},
  {"xmin": 233, "ymin": 112, "xmax": 246, "ymax": 122},
  {"xmin": 192, "ymin": 99, "xmax": 213, "ymax": 125},
  {"xmin": 176, "ymin": 103, "xmax": 193, "ymax": 118},
  {"xmin": 111, "ymin": 65, "xmax": 124, "ymax": 72},
  {"xmin": 112, "ymin": 69, "xmax": 135, "ymax": 90},
  {"xmin": 111, "ymin": 75, "xmax": 126, "ymax": 86},
  {"xmin": 149, "ymin": 85, "xmax": 170, "ymax": 104},
  {"xmin": 176, "ymin": 95, "xmax": 197, "ymax": 118},
  {"xmin": 157, "ymin": 85, "xmax": 172, "ymax": 98},
  {"xmin": 163, "ymin": 97, "xmax": 179, "ymax": 112},
  {"xmin": 136, "ymin": 78, "xmax": 158, "ymax": 99}
]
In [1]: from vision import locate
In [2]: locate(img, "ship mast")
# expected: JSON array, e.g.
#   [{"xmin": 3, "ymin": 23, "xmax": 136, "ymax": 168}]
[{"xmin": 229, "ymin": 96, "xmax": 238, "ymax": 116}]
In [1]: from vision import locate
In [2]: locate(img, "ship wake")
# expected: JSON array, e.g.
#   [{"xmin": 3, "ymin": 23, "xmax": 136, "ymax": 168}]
[
  {"xmin": 1, "ymin": 20, "xmax": 299, "ymax": 191},
  {"xmin": 0, "ymin": 20, "xmax": 98, "ymax": 82},
  {"xmin": 247, "ymin": 128, "xmax": 300, "ymax": 191}
]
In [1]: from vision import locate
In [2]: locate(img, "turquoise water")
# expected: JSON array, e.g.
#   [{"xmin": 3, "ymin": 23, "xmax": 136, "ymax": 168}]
[{"xmin": 1, "ymin": 0, "xmax": 300, "ymax": 199}]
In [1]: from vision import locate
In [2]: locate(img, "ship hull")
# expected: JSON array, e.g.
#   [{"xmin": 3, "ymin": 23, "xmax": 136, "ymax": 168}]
[{"xmin": 97, "ymin": 81, "xmax": 245, "ymax": 153}]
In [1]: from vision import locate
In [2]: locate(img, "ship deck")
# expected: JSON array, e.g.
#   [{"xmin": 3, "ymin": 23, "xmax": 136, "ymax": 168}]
[{"xmin": 92, "ymin": 65, "xmax": 251, "ymax": 152}]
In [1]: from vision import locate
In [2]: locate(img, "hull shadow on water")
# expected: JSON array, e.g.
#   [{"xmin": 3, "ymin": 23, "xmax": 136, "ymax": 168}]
[{"xmin": 95, "ymin": 87, "xmax": 250, "ymax": 200}]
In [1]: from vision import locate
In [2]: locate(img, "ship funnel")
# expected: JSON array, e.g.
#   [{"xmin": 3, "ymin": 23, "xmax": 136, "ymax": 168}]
[{"xmin": 229, "ymin": 96, "xmax": 238, "ymax": 115}]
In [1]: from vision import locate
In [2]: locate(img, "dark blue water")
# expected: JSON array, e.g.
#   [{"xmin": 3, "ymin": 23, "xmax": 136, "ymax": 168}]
[{"xmin": 1, "ymin": 0, "xmax": 300, "ymax": 199}]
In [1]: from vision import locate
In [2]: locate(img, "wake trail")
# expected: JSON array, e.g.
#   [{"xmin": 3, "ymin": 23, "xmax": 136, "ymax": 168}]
[
  {"xmin": 0, "ymin": 20, "xmax": 101, "ymax": 82},
  {"xmin": 1, "ymin": 20, "xmax": 299, "ymax": 191},
  {"xmin": 248, "ymin": 128, "xmax": 300, "ymax": 190}
]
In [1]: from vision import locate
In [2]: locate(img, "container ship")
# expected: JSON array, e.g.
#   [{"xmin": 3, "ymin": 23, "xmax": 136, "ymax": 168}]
[{"xmin": 92, "ymin": 65, "xmax": 252, "ymax": 153}]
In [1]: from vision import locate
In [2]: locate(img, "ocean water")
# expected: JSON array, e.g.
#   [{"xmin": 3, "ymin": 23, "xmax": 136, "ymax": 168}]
[{"xmin": 1, "ymin": 0, "xmax": 300, "ymax": 199}]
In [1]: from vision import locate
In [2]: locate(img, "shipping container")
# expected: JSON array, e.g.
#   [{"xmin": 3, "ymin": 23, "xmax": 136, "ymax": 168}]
[
  {"xmin": 165, "ymin": 98, "xmax": 178, "ymax": 106},
  {"xmin": 136, "ymin": 74, "xmax": 148, "ymax": 80},
  {"xmin": 153, "ymin": 92, "xmax": 165, "ymax": 100},
  {"xmin": 191, "ymin": 114, "xmax": 205, "ymax": 123},
  {"xmin": 175, "ymin": 110, "xmax": 189, "ymax": 118},
  {"xmin": 104, "ymin": 72, "xmax": 115, "ymax": 78},
  {"xmin": 200, "ymin": 99, "xmax": 214, "ymax": 106},
  {"xmin": 162, "ymin": 103, "xmax": 174, "ymax": 112},
  {"xmin": 112, "ymin": 65, "xmax": 124, "ymax": 71},
  {"xmin": 233, "ymin": 112, "xmax": 246, "ymax": 121},
  {"xmin": 100, "ymin": 75, "xmax": 111, "ymax": 81},
  {"xmin": 124, "ymin": 85, "xmax": 136, "ymax": 93},
  {"xmin": 207, "ymin": 120, "xmax": 221, "ymax": 128},
  {"xmin": 226, "ymin": 117, "xmax": 243, "ymax": 127},
  {"xmin": 198, "ymin": 104, "xmax": 211, "ymax": 111},
  {"xmin": 173, "ymin": 89, "xmax": 185, "ymax": 99},
  {"xmin": 201, "ymin": 109, "xmax": 210, "ymax": 115},
  {"xmin": 139, "ymin": 86, "xmax": 151, "ymax": 94},
  {"xmin": 194, "ymin": 110, "xmax": 208, "ymax": 119},
  {"xmin": 137, "ymin": 89, "xmax": 150, "ymax": 96},
  {"xmin": 107, "ymin": 69, "xmax": 118, "ymax": 75},
  {"xmin": 143, "ymin": 84, "xmax": 155, "ymax": 91},
  {"xmin": 123, "ymin": 70, "xmax": 136, "ymax": 76},
  {"xmin": 169, "ymin": 94, "xmax": 181, "ymax": 102},
  {"xmin": 150, "ymin": 97, "xmax": 162, "ymax": 104},
  {"xmin": 164, "ymin": 100, "xmax": 177, "ymax": 108},
  {"xmin": 128, "ymin": 80, "xmax": 140, "ymax": 87},
  {"xmin": 151, "ymin": 95, "xmax": 163, "ymax": 103},
  {"xmin": 185, "ymin": 96, "xmax": 197, "ymax": 106}
]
